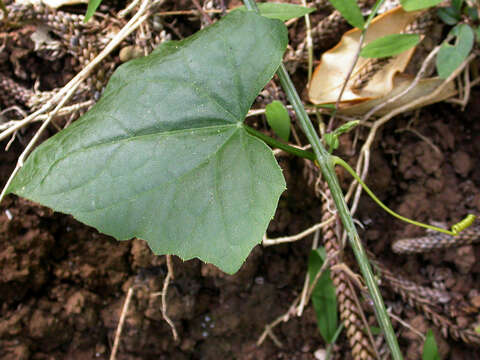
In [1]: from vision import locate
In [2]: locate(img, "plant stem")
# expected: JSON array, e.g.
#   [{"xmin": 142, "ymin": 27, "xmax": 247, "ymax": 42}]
[
  {"xmin": 241, "ymin": 1, "xmax": 403, "ymax": 358},
  {"xmin": 277, "ymin": 64, "xmax": 401, "ymax": 360},
  {"xmin": 244, "ymin": 125, "xmax": 315, "ymax": 161},
  {"xmin": 333, "ymin": 156, "xmax": 476, "ymax": 236}
]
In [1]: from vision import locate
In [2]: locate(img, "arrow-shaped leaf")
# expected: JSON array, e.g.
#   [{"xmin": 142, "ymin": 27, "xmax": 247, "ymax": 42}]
[
  {"xmin": 436, "ymin": 23, "xmax": 474, "ymax": 79},
  {"xmin": 8, "ymin": 12, "xmax": 288, "ymax": 274}
]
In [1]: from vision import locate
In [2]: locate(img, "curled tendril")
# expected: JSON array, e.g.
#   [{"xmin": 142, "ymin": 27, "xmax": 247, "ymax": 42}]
[
  {"xmin": 330, "ymin": 155, "xmax": 476, "ymax": 237},
  {"xmin": 451, "ymin": 214, "xmax": 476, "ymax": 235}
]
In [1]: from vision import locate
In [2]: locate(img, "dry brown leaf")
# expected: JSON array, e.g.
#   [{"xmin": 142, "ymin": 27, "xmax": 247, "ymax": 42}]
[
  {"xmin": 338, "ymin": 75, "xmax": 456, "ymax": 116},
  {"xmin": 308, "ymin": 6, "xmax": 421, "ymax": 104}
]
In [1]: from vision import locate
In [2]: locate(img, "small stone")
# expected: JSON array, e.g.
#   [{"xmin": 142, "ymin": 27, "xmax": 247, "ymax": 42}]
[{"xmin": 314, "ymin": 349, "xmax": 326, "ymax": 360}]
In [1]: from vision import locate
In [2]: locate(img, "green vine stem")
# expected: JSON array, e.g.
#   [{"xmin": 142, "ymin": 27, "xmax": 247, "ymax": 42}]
[
  {"xmin": 244, "ymin": 125, "xmax": 315, "ymax": 161},
  {"xmin": 242, "ymin": 1, "xmax": 403, "ymax": 359},
  {"xmin": 246, "ymin": 127, "xmax": 477, "ymax": 236},
  {"xmin": 332, "ymin": 156, "xmax": 477, "ymax": 235}
]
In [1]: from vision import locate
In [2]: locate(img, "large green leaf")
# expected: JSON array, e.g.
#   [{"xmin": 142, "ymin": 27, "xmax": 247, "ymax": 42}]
[
  {"xmin": 309, "ymin": 248, "xmax": 338, "ymax": 343},
  {"xmin": 235, "ymin": 3, "xmax": 315, "ymax": 21},
  {"xmin": 8, "ymin": 12, "xmax": 288, "ymax": 274}
]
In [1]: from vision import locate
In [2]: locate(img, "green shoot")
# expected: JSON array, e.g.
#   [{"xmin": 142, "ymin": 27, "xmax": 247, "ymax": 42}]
[
  {"xmin": 265, "ymin": 100, "xmax": 291, "ymax": 142},
  {"xmin": 422, "ymin": 329, "xmax": 441, "ymax": 360},
  {"xmin": 309, "ymin": 248, "xmax": 338, "ymax": 343}
]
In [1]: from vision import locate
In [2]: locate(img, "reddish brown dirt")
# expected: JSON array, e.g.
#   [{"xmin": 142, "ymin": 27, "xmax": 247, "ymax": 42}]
[{"xmin": 2, "ymin": 96, "xmax": 480, "ymax": 359}]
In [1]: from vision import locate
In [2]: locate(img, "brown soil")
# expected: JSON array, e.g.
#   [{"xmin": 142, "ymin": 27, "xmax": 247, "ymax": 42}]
[{"xmin": 1, "ymin": 2, "xmax": 480, "ymax": 359}]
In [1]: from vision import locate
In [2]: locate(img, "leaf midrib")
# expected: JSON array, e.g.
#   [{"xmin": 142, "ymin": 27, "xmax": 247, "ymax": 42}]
[{"xmin": 39, "ymin": 125, "xmax": 242, "ymax": 214}]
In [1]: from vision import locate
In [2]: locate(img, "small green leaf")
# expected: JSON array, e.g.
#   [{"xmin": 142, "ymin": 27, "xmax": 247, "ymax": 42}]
[
  {"xmin": 235, "ymin": 3, "xmax": 315, "ymax": 21},
  {"xmin": 324, "ymin": 121, "xmax": 359, "ymax": 152},
  {"xmin": 324, "ymin": 133, "xmax": 339, "ymax": 152},
  {"xmin": 475, "ymin": 324, "xmax": 480, "ymax": 334},
  {"xmin": 334, "ymin": 120, "xmax": 359, "ymax": 136},
  {"xmin": 317, "ymin": 103, "xmax": 336, "ymax": 110},
  {"xmin": 437, "ymin": 7, "xmax": 460, "ymax": 25},
  {"xmin": 452, "ymin": 0, "xmax": 464, "ymax": 12},
  {"xmin": 436, "ymin": 44, "xmax": 463, "ymax": 78},
  {"xmin": 84, "ymin": 0, "xmax": 103, "ymax": 22},
  {"xmin": 369, "ymin": 326, "xmax": 382, "ymax": 335},
  {"xmin": 401, "ymin": 0, "xmax": 443, "ymax": 11},
  {"xmin": 436, "ymin": 24, "xmax": 474, "ymax": 78},
  {"xmin": 265, "ymin": 100, "xmax": 291, "ymax": 142},
  {"xmin": 465, "ymin": 6, "xmax": 479, "ymax": 21},
  {"xmin": 8, "ymin": 12, "xmax": 288, "ymax": 274},
  {"xmin": 360, "ymin": 34, "xmax": 420, "ymax": 58},
  {"xmin": 422, "ymin": 329, "xmax": 441, "ymax": 360},
  {"xmin": 329, "ymin": 0, "xmax": 365, "ymax": 29},
  {"xmin": 452, "ymin": 23, "xmax": 475, "ymax": 55},
  {"xmin": 309, "ymin": 248, "xmax": 338, "ymax": 344}
]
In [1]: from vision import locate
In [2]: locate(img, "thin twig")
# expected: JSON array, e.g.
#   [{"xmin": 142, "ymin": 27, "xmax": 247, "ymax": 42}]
[
  {"xmin": 297, "ymin": 229, "xmax": 320, "ymax": 316},
  {"xmin": 257, "ymin": 315, "xmax": 286, "ymax": 347},
  {"xmin": 257, "ymin": 297, "xmax": 300, "ymax": 346},
  {"xmin": 161, "ymin": 255, "xmax": 178, "ymax": 341},
  {"xmin": 305, "ymin": 250, "xmax": 338, "ymax": 301},
  {"xmin": 329, "ymin": 31, "xmax": 366, "ymax": 131},
  {"xmin": 110, "ymin": 286, "xmax": 136, "ymax": 360},
  {"xmin": 388, "ymin": 310, "xmax": 426, "ymax": 341},
  {"xmin": 301, "ymin": 0, "xmax": 313, "ymax": 82},
  {"xmin": 257, "ymin": 251, "xmax": 338, "ymax": 346},
  {"xmin": 262, "ymin": 216, "xmax": 335, "ymax": 246},
  {"xmin": 0, "ymin": 100, "xmax": 93, "ymax": 132},
  {"xmin": 118, "ymin": 0, "xmax": 142, "ymax": 18},
  {"xmin": 395, "ymin": 127, "xmax": 442, "ymax": 156},
  {"xmin": 191, "ymin": 0, "xmax": 213, "ymax": 24},
  {"xmin": 361, "ymin": 41, "xmax": 445, "ymax": 122}
]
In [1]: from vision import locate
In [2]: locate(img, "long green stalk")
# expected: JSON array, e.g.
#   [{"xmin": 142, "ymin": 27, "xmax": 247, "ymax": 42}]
[{"xmin": 242, "ymin": 1, "xmax": 403, "ymax": 358}]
